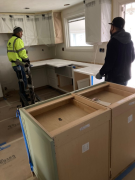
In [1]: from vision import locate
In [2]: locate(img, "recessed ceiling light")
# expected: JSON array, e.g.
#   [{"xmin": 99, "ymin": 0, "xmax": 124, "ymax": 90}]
[
  {"xmin": 24, "ymin": 7, "xmax": 30, "ymax": 9},
  {"xmin": 64, "ymin": 4, "xmax": 70, "ymax": 6}
]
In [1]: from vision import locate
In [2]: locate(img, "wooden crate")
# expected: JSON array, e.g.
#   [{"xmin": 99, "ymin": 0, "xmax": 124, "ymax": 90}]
[
  {"xmin": 76, "ymin": 82, "xmax": 135, "ymax": 179},
  {"xmin": 20, "ymin": 94, "xmax": 111, "ymax": 180}
]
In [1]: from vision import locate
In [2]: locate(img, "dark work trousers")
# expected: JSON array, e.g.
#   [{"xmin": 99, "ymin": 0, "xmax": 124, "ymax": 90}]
[
  {"xmin": 107, "ymin": 80, "xmax": 128, "ymax": 86},
  {"xmin": 13, "ymin": 65, "xmax": 27, "ymax": 97}
]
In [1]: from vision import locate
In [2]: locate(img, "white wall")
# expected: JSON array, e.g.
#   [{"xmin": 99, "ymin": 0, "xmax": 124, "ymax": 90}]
[
  {"xmin": 55, "ymin": 3, "xmax": 108, "ymax": 64},
  {"xmin": 0, "ymin": 34, "xmax": 54, "ymax": 92}
]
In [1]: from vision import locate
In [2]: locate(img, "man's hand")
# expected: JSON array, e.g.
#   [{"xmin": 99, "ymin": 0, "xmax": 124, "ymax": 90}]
[
  {"xmin": 96, "ymin": 72, "xmax": 102, "ymax": 79},
  {"xmin": 22, "ymin": 59, "xmax": 30, "ymax": 64},
  {"xmin": 25, "ymin": 63, "xmax": 29, "ymax": 67}
]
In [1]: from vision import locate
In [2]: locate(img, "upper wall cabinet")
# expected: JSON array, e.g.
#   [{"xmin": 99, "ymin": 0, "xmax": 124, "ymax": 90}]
[
  {"xmin": 13, "ymin": 15, "xmax": 27, "ymax": 46},
  {"xmin": 35, "ymin": 12, "xmax": 63, "ymax": 45},
  {"xmin": 0, "ymin": 15, "xmax": 15, "ymax": 33},
  {"xmin": 35, "ymin": 14, "xmax": 51, "ymax": 45},
  {"xmin": 0, "ymin": 14, "xmax": 36, "ymax": 46},
  {"xmin": 85, "ymin": 0, "xmax": 112, "ymax": 43},
  {"xmin": 0, "ymin": 11, "xmax": 63, "ymax": 46},
  {"xmin": 24, "ymin": 15, "xmax": 38, "ymax": 46}
]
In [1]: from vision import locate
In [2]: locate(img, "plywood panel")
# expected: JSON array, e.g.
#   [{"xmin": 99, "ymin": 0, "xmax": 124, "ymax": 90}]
[
  {"xmin": 27, "ymin": 95, "xmax": 73, "ymax": 116},
  {"xmin": 107, "ymin": 87, "xmax": 132, "ymax": 97},
  {"xmin": 84, "ymin": 91, "xmax": 125, "ymax": 104},
  {"xmin": 74, "ymin": 72, "xmax": 90, "ymax": 90},
  {"xmin": 55, "ymin": 121, "xmax": 110, "ymax": 180},
  {"xmin": 35, "ymin": 100, "xmax": 96, "ymax": 132},
  {"xmin": 111, "ymin": 108, "xmax": 135, "ymax": 179},
  {"xmin": 53, "ymin": 12, "xmax": 63, "ymax": 44}
]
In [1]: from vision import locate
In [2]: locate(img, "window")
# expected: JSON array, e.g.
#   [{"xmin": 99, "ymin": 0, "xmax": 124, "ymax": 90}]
[
  {"xmin": 124, "ymin": 2, "xmax": 135, "ymax": 88},
  {"xmin": 63, "ymin": 15, "xmax": 93, "ymax": 50},
  {"xmin": 68, "ymin": 17, "xmax": 90, "ymax": 47}
]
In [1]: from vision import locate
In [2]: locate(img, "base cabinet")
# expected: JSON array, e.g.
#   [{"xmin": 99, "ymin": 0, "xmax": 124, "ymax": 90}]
[
  {"xmin": 77, "ymin": 82, "xmax": 135, "ymax": 179},
  {"xmin": 20, "ymin": 94, "xmax": 111, "ymax": 180}
]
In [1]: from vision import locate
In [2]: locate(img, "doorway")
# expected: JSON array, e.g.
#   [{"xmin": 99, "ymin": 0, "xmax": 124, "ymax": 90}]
[{"xmin": 123, "ymin": 2, "xmax": 135, "ymax": 88}]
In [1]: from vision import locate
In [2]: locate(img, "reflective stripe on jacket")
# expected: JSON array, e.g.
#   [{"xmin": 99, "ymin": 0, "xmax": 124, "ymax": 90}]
[{"xmin": 7, "ymin": 36, "xmax": 28, "ymax": 67}]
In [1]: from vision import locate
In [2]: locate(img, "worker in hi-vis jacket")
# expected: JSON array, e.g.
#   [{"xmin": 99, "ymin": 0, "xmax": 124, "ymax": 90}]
[
  {"xmin": 7, "ymin": 26, "xmax": 30, "ymax": 97},
  {"xmin": 96, "ymin": 17, "xmax": 135, "ymax": 86}
]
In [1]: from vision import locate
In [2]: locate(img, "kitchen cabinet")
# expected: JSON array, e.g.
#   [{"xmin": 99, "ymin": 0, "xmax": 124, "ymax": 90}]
[
  {"xmin": 35, "ymin": 14, "xmax": 51, "ymax": 45},
  {"xmin": 13, "ymin": 15, "xmax": 27, "ymax": 46},
  {"xmin": 24, "ymin": 15, "xmax": 38, "ymax": 46},
  {"xmin": 0, "ymin": 15, "xmax": 15, "ymax": 33},
  {"xmin": 85, "ymin": 0, "xmax": 112, "ymax": 43},
  {"xmin": 20, "ymin": 94, "xmax": 111, "ymax": 180},
  {"xmin": 0, "ymin": 11, "xmax": 63, "ymax": 46}
]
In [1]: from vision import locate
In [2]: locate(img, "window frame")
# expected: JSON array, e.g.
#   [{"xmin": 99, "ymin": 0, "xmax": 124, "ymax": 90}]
[{"xmin": 63, "ymin": 12, "xmax": 95, "ymax": 52}]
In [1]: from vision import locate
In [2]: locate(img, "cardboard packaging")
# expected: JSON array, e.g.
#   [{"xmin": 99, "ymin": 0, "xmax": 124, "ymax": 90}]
[
  {"xmin": 0, "ymin": 137, "xmax": 32, "ymax": 180},
  {"xmin": 114, "ymin": 162, "xmax": 135, "ymax": 180},
  {"xmin": 0, "ymin": 117, "xmax": 22, "ymax": 144},
  {"xmin": 76, "ymin": 82, "xmax": 135, "ymax": 179},
  {"xmin": 0, "ymin": 102, "xmax": 21, "ymax": 121},
  {"xmin": 20, "ymin": 94, "xmax": 111, "ymax": 180}
]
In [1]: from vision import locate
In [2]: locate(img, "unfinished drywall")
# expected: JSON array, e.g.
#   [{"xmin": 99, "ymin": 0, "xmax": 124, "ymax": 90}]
[
  {"xmin": 55, "ymin": 3, "xmax": 108, "ymax": 64},
  {"xmin": 0, "ymin": 34, "xmax": 54, "ymax": 91}
]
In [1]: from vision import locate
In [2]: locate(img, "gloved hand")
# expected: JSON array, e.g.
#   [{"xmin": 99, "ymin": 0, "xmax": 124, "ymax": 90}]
[
  {"xmin": 25, "ymin": 63, "xmax": 29, "ymax": 67},
  {"xmin": 96, "ymin": 72, "xmax": 102, "ymax": 79},
  {"xmin": 22, "ymin": 59, "xmax": 30, "ymax": 64}
]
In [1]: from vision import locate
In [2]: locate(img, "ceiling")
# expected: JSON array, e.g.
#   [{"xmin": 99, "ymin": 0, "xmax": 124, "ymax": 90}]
[{"xmin": 0, "ymin": 0, "xmax": 83, "ymax": 13}]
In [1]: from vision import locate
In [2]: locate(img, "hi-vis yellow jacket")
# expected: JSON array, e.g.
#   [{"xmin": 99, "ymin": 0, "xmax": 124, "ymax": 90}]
[{"xmin": 7, "ymin": 36, "xmax": 29, "ymax": 67}]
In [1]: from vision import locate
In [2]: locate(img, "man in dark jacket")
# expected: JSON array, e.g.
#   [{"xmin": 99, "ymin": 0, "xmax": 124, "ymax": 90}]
[{"xmin": 96, "ymin": 17, "xmax": 135, "ymax": 86}]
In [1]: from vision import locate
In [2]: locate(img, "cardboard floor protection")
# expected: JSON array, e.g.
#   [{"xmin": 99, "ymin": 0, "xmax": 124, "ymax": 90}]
[
  {"xmin": 5, "ymin": 91, "xmax": 20, "ymax": 103},
  {"xmin": 0, "ymin": 138, "xmax": 31, "ymax": 180},
  {"xmin": 0, "ymin": 117, "xmax": 22, "ymax": 144},
  {"xmin": 0, "ymin": 102, "xmax": 21, "ymax": 121},
  {"xmin": 0, "ymin": 99, "xmax": 8, "ymax": 108}
]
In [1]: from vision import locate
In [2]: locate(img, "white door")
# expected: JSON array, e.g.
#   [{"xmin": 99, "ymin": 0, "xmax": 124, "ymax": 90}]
[
  {"xmin": 35, "ymin": 14, "xmax": 51, "ymax": 45},
  {"xmin": 0, "ymin": 15, "xmax": 15, "ymax": 33},
  {"xmin": 13, "ymin": 15, "xmax": 27, "ymax": 46},
  {"xmin": 24, "ymin": 15, "xmax": 38, "ymax": 46}
]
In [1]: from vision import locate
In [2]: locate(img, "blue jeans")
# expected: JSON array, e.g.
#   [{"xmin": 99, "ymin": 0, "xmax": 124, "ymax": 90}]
[{"xmin": 13, "ymin": 65, "xmax": 27, "ymax": 93}]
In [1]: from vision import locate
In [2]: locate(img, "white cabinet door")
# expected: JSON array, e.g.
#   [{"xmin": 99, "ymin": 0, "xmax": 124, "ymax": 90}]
[
  {"xmin": 13, "ymin": 15, "xmax": 27, "ymax": 46},
  {"xmin": 35, "ymin": 14, "xmax": 51, "ymax": 45},
  {"xmin": 0, "ymin": 16, "xmax": 4, "ymax": 33},
  {"xmin": 24, "ymin": 15, "xmax": 38, "ymax": 46},
  {"xmin": 0, "ymin": 15, "xmax": 15, "ymax": 33},
  {"xmin": 48, "ymin": 12, "xmax": 55, "ymax": 44},
  {"xmin": 85, "ymin": 0, "xmax": 111, "ymax": 43}
]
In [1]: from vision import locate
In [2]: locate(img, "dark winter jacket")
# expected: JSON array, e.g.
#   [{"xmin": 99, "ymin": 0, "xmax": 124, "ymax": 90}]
[{"xmin": 100, "ymin": 30, "xmax": 135, "ymax": 83}]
